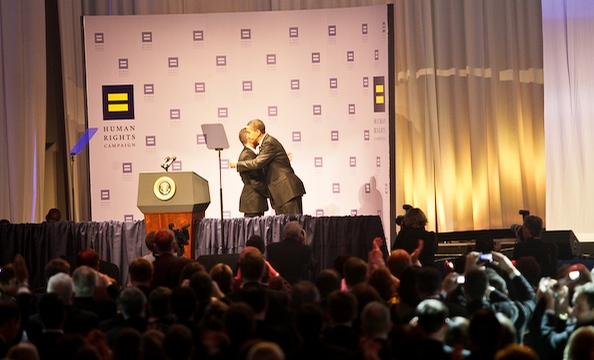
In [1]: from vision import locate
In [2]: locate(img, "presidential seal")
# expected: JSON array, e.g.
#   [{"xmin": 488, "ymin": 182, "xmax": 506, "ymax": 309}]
[{"xmin": 153, "ymin": 176, "xmax": 176, "ymax": 201}]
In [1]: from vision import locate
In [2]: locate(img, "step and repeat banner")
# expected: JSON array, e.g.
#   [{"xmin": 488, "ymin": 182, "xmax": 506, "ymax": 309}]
[{"xmin": 83, "ymin": 6, "xmax": 390, "ymax": 240}]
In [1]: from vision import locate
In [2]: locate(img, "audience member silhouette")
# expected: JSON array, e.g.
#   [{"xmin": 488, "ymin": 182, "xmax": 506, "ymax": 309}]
[
  {"xmin": 467, "ymin": 309, "xmax": 502, "ymax": 359},
  {"xmin": 266, "ymin": 221, "xmax": 317, "ymax": 285},
  {"xmin": 324, "ymin": 290, "xmax": 360, "ymax": 353},
  {"xmin": 343, "ymin": 256, "xmax": 368, "ymax": 290},
  {"xmin": 360, "ymin": 301, "xmax": 393, "ymax": 360},
  {"xmin": 102, "ymin": 286, "xmax": 147, "ymax": 344},
  {"xmin": 71, "ymin": 265, "xmax": 117, "ymax": 321},
  {"xmin": 408, "ymin": 299, "xmax": 451, "ymax": 360},
  {"xmin": 76, "ymin": 248, "xmax": 120, "ymax": 297},
  {"xmin": 44, "ymin": 208, "xmax": 61, "ymax": 222},
  {"xmin": 128, "ymin": 257, "xmax": 154, "ymax": 298},
  {"xmin": 147, "ymin": 286, "xmax": 173, "ymax": 334},
  {"xmin": 391, "ymin": 207, "xmax": 438, "ymax": 266},
  {"xmin": 144, "ymin": 231, "xmax": 157, "ymax": 261},
  {"xmin": 34, "ymin": 293, "xmax": 66, "ymax": 360},
  {"xmin": 246, "ymin": 234, "xmax": 266, "ymax": 255},
  {"xmin": 513, "ymin": 215, "xmax": 558, "ymax": 278},
  {"xmin": 150, "ymin": 229, "xmax": 195, "ymax": 290},
  {"xmin": 0, "ymin": 302, "xmax": 21, "ymax": 358},
  {"xmin": 29, "ymin": 272, "xmax": 99, "ymax": 340}
]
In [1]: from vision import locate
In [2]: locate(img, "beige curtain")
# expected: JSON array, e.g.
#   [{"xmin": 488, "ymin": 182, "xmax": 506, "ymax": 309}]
[
  {"xmin": 0, "ymin": 0, "xmax": 47, "ymax": 223},
  {"xmin": 395, "ymin": 0, "xmax": 545, "ymax": 232}
]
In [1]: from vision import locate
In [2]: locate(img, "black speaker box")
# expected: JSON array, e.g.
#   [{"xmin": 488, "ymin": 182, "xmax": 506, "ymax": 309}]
[
  {"xmin": 543, "ymin": 230, "xmax": 580, "ymax": 260},
  {"xmin": 197, "ymin": 253, "xmax": 240, "ymax": 273}
]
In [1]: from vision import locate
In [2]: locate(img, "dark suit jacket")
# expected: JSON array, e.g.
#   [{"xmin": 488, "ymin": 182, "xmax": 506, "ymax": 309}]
[
  {"xmin": 34, "ymin": 331, "xmax": 64, "ymax": 360},
  {"xmin": 236, "ymin": 134, "xmax": 305, "ymax": 209},
  {"xmin": 151, "ymin": 253, "xmax": 195, "ymax": 290},
  {"xmin": 513, "ymin": 238, "xmax": 558, "ymax": 277},
  {"xmin": 267, "ymin": 238, "xmax": 317, "ymax": 284},
  {"xmin": 238, "ymin": 146, "xmax": 268, "ymax": 214},
  {"xmin": 324, "ymin": 324, "xmax": 360, "ymax": 352},
  {"xmin": 27, "ymin": 306, "xmax": 99, "ymax": 344},
  {"xmin": 0, "ymin": 337, "xmax": 8, "ymax": 359},
  {"xmin": 227, "ymin": 282, "xmax": 293, "ymax": 327},
  {"xmin": 392, "ymin": 227, "xmax": 438, "ymax": 266},
  {"xmin": 72, "ymin": 296, "xmax": 117, "ymax": 321}
]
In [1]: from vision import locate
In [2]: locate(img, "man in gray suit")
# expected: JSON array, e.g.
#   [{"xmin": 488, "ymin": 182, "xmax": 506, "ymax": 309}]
[
  {"xmin": 231, "ymin": 119, "xmax": 305, "ymax": 215},
  {"xmin": 237, "ymin": 127, "xmax": 268, "ymax": 217}
]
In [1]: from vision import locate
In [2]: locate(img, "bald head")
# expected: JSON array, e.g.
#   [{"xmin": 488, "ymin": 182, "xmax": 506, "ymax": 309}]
[{"xmin": 283, "ymin": 221, "xmax": 304, "ymax": 242}]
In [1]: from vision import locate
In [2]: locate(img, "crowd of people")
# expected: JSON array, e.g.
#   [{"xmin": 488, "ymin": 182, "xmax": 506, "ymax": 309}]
[{"xmin": 0, "ymin": 213, "xmax": 591, "ymax": 360}]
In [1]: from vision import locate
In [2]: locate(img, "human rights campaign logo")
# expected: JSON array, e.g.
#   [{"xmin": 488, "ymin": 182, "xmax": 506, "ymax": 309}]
[{"xmin": 102, "ymin": 85, "xmax": 134, "ymax": 120}]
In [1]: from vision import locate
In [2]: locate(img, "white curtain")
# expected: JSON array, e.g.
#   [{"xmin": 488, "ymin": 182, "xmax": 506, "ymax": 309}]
[
  {"xmin": 395, "ymin": 0, "xmax": 545, "ymax": 232},
  {"xmin": 543, "ymin": 0, "xmax": 594, "ymax": 240},
  {"xmin": 0, "ymin": 0, "xmax": 47, "ymax": 223}
]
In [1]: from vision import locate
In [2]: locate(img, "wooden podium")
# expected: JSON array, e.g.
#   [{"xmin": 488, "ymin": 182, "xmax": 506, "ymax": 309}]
[{"xmin": 137, "ymin": 172, "xmax": 210, "ymax": 259}]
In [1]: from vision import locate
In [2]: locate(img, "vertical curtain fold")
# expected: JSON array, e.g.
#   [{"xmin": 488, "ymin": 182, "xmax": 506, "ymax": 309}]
[
  {"xmin": 0, "ymin": 0, "xmax": 47, "ymax": 223},
  {"xmin": 0, "ymin": 216, "xmax": 382, "ymax": 287},
  {"xmin": 195, "ymin": 215, "xmax": 386, "ymax": 271}
]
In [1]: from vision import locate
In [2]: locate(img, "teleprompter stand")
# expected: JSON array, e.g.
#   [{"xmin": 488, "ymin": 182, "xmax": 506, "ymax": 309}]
[{"xmin": 201, "ymin": 123, "xmax": 230, "ymax": 253}]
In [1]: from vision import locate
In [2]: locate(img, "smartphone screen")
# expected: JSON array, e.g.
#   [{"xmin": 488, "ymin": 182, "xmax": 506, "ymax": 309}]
[{"xmin": 479, "ymin": 253, "xmax": 493, "ymax": 262}]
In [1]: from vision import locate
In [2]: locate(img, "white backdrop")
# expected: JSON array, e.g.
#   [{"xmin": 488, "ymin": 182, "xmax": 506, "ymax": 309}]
[
  {"xmin": 83, "ymin": 6, "xmax": 391, "ymax": 240},
  {"xmin": 543, "ymin": 0, "xmax": 594, "ymax": 241}
]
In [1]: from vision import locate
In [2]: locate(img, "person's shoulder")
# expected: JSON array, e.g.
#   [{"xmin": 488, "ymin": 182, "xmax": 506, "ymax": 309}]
[
  {"xmin": 68, "ymin": 307, "xmax": 100, "ymax": 323},
  {"xmin": 266, "ymin": 242, "xmax": 282, "ymax": 255},
  {"xmin": 176, "ymin": 257, "xmax": 195, "ymax": 265},
  {"xmin": 153, "ymin": 253, "xmax": 171, "ymax": 263},
  {"xmin": 263, "ymin": 134, "xmax": 280, "ymax": 144},
  {"xmin": 239, "ymin": 147, "xmax": 254, "ymax": 156}
]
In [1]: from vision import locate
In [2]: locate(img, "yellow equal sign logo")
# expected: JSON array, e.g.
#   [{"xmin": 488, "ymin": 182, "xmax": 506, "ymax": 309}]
[
  {"xmin": 102, "ymin": 85, "xmax": 134, "ymax": 120},
  {"xmin": 373, "ymin": 77, "xmax": 386, "ymax": 113}
]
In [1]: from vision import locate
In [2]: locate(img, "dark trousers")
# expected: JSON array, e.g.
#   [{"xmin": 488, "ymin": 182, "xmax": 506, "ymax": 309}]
[
  {"xmin": 275, "ymin": 196, "xmax": 303, "ymax": 215},
  {"xmin": 244, "ymin": 212, "xmax": 264, "ymax": 217}
]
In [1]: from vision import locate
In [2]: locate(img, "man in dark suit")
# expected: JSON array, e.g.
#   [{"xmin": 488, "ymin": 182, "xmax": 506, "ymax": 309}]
[
  {"xmin": 151, "ymin": 228, "xmax": 195, "ymax": 290},
  {"xmin": 71, "ymin": 265, "xmax": 117, "ymax": 321},
  {"xmin": 231, "ymin": 119, "xmax": 305, "ymax": 215},
  {"xmin": 0, "ymin": 302, "xmax": 20, "ymax": 358},
  {"xmin": 266, "ymin": 221, "xmax": 317, "ymax": 284},
  {"xmin": 34, "ymin": 293, "xmax": 66, "ymax": 360},
  {"xmin": 237, "ymin": 127, "xmax": 268, "ymax": 217},
  {"xmin": 26, "ymin": 273, "xmax": 99, "ymax": 344}
]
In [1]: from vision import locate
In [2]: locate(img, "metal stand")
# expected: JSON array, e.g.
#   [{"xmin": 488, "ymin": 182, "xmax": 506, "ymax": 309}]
[
  {"xmin": 68, "ymin": 128, "xmax": 98, "ymax": 222},
  {"xmin": 70, "ymin": 154, "xmax": 76, "ymax": 221},
  {"xmin": 201, "ymin": 123, "xmax": 229, "ymax": 254},
  {"xmin": 217, "ymin": 148, "xmax": 225, "ymax": 253}
]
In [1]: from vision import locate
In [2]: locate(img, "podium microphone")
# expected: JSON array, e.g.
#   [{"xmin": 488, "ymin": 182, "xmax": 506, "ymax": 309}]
[{"xmin": 161, "ymin": 156, "xmax": 171, "ymax": 171}]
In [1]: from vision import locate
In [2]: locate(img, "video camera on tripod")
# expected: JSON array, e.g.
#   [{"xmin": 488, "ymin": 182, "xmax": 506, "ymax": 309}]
[{"xmin": 168, "ymin": 223, "xmax": 191, "ymax": 257}]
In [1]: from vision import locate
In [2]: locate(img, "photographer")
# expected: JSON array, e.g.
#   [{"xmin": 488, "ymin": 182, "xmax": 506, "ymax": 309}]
[
  {"xmin": 392, "ymin": 207, "xmax": 438, "ymax": 267},
  {"xmin": 512, "ymin": 215, "xmax": 558, "ymax": 278}
]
